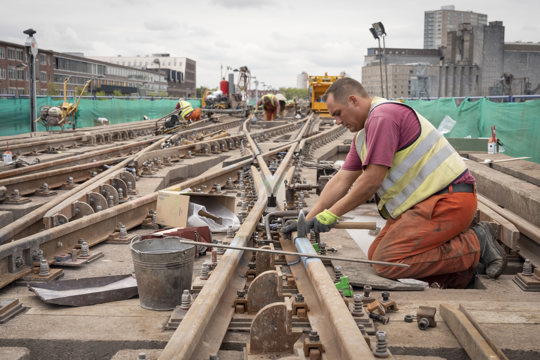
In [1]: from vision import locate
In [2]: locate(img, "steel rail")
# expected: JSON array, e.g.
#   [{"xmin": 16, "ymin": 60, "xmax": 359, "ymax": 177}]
[
  {"xmin": 0, "ymin": 117, "xmax": 344, "ymax": 298},
  {"xmin": 0, "ymin": 123, "xmax": 155, "ymax": 157},
  {"xmin": 0, "ymin": 155, "xmax": 254, "ymax": 288},
  {"xmin": 0, "ymin": 112, "xmax": 231, "ymax": 157},
  {"xmin": 0, "ymin": 139, "xmax": 154, "ymax": 179},
  {"xmin": 273, "ymin": 133, "xmax": 376, "ymax": 359},
  {"xmin": 0, "ymin": 156, "xmax": 126, "ymax": 198},
  {"xmin": 159, "ymin": 165, "xmax": 268, "ymax": 360},
  {"xmin": 0, "ymin": 151, "xmax": 139, "ymax": 245},
  {"xmin": 0, "ymin": 116, "xmax": 258, "ymax": 245},
  {"xmin": 40, "ymin": 129, "xmax": 252, "ymax": 226},
  {"xmin": 160, "ymin": 117, "xmax": 374, "ymax": 359}
]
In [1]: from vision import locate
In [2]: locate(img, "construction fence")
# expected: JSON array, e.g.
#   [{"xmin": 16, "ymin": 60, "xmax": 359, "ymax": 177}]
[
  {"xmin": 0, "ymin": 97, "xmax": 201, "ymax": 136},
  {"xmin": 403, "ymin": 97, "xmax": 540, "ymax": 164},
  {"xmin": 0, "ymin": 97, "xmax": 538, "ymax": 164}
]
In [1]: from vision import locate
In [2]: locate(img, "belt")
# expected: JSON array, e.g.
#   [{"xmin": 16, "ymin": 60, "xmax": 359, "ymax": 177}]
[{"xmin": 434, "ymin": 183, "xmax": 475, "ymax": 196}]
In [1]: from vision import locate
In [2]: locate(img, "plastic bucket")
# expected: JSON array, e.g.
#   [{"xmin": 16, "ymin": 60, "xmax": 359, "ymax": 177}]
[{"xmin": 130, "ymin": 236, "xmax": 195, "ymax": 310}]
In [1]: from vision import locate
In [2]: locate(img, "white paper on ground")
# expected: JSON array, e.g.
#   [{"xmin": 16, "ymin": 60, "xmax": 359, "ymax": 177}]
[{"xmin": 187, "ymin": 201, "xmax": 240, "ymax": 233}]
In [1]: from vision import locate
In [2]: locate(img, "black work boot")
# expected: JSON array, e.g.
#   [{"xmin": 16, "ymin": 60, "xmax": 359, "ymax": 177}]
[{"xmin": 472, "ymin": 221, "xmax": 507, "ymax": 278}]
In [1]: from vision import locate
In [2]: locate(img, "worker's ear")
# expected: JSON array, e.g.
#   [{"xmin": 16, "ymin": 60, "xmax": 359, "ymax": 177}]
[{"xmin": 348, "ymin": 95, "xmax": 358, "ymax": 106}]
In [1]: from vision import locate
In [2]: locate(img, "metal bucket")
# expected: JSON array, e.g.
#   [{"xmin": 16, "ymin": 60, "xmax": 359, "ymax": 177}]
[{"xmin": 130, "ymin": 235, "xmax": 195, "ymax": 311}]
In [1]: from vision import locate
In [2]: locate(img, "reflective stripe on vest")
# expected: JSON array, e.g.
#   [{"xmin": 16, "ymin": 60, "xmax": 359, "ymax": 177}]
[
  {"xmin": 178, "ymin": 100, "xmax": 193, "ymax": 119},
  {"xmin": 356, "ymin": 99, "xmax": 467, "ymax": 219},
  {"xmin": 262, "ymin": 94, "xmax": 276, "ymax": 107}
]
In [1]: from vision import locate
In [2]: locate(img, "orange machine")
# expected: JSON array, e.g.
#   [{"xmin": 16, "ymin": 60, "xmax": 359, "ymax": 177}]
[{"xmin": 308, "ymin": 73, "xmax": 344, "ymax": 117}]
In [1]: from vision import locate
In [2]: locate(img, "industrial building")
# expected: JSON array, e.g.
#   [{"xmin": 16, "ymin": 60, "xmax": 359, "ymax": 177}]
[
  {"xmin": 362, "ymin": 20, "xmax": 540, "ymax": 98},
  {"xmin": 90, "ymin": 54, "xmax": 197, "ymax": 98},
  {"xmin": 424, "ymin": 5, "xmax": 487, "ymax": 49}
]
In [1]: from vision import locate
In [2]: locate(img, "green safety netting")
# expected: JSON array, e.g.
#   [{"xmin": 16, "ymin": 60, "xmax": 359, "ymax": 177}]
[
  {"xmin": 1, "ymin": 97, "xmax": 538, "ymax": 164},
  {"xmin": 403, "ymin": 98, "xmax": 540, "ymax": 164},
  {"xmin": 0, "ymin": 97, "xmax": 201, "ymax": 135}
]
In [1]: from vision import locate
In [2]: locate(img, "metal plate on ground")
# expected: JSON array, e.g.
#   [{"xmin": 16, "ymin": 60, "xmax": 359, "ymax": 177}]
[
  {"xmin": 28, "ymin": 274, "xmax": 138, "ymax": 306},
  {"xmin": 53, "ymin": 251, "xmax": 104, "ymax": 267},
  {"xmin": 0, "ymin": 298, "xmax": 28, "ymax": 324}
]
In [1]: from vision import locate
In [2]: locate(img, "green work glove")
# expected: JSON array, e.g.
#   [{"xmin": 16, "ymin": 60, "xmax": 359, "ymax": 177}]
[
  {"xmin": 307, "ymin": 209, "xmax": 339, "ymax": 233},
  {"xmin": 280, "ymin": 219, "xmax": 297, "ymax": 239}
]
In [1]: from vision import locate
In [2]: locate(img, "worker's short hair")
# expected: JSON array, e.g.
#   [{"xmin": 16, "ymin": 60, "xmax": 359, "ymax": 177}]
[{"xmin": 322, "ymin": 78, "xmax": 369, "ymax": 103}]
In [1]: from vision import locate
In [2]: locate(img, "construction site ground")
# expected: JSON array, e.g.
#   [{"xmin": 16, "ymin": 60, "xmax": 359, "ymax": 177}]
[{"xmin": 0, "ymin": 125, "xmax": 539, "ymax": 360}]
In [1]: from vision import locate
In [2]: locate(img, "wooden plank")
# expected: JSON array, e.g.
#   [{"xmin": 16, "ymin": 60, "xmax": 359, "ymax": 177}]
[
  {"xmin": 515, "ymin": 236, "xmax": 540, "ymax": 270},
  {"xmin": 440, "ymin": 304, "xmax": 502, "ymax": 360},
  {"xmin": 467, "ymin": 153, "xmax": 540, "ymax": 187},
  {"xmin": 476, "ymin": 203, "xmax": 520, "ymax": 250},
  {"xmin": 459, "ymin": 305, "xmax": 509, "ymax": 360},
  {"xmin": 467, "ymin": 160, "xmax": 540, "ymax": 228},
  {"xmin": 478, "ymin": 194, "xmax": 540, "ymax": 245}
]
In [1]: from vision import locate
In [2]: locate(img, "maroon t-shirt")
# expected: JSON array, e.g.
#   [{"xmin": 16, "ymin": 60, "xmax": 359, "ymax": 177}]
[{"xmin": 342, "ymin": 103, "xmax": 475, "ymax": 184}]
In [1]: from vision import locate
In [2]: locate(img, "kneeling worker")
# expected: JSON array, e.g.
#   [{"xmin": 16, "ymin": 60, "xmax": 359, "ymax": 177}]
[
  {"xmin": 175, "ymin": 98, "xmax": 201, "ymax": 123},
  {"xmin": 281, "ymin": 77, "xmax": 506, "ymax": 289},
  {"xmin": 255, "ymin": 94, "xmax": 281, "ymax": 121}
]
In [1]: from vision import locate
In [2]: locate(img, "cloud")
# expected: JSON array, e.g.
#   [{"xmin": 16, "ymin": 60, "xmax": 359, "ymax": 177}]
[
  {"xmin": 209, "ymin": 0, "xmax": 267, "ymax": 9},
  {"xmin": 1, "ymin": 0, "xmax": 538, "ymax": 89}
]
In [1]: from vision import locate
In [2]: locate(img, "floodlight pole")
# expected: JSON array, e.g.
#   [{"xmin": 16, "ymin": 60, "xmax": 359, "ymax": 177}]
[
  {"xmin": 24, "ymin": 28, "xmax": 38, "ymax": 134},
  {"xmin": 375, "ymin": 37, "xmax": 384, "ymax": 98},
  {"xmin": 382, "ymin": 34, "xmax": 389, "ymax": 99}
]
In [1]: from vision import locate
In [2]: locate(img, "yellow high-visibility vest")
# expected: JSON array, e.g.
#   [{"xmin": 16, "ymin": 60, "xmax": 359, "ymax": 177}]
[
  {"xmin": 261, "ymin": 94, "xmax": 277, "ymax": 108},
  {"xmin": 355, "ymin": 98, "xmax": 467, "ymax": 219},
  {"xmin": 178, "ymin": 100, "xmax": 193, "ymax": 120}
]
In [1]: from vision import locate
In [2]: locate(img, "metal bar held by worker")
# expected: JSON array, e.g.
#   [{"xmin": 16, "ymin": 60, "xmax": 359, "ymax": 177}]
[{"xmin": 174, "ymin": 238, "xmax": 409, "ymax": 268}]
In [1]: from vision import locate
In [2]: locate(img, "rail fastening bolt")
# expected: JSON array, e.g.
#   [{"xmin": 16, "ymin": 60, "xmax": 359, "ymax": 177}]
[
  {"xmin": 374, "ymin": 331, "xmax": 390, "ymax": 358},
  {"xmin": 352, "ymin": 294, "xmax": 365, "ymax": 316},
  {"xmin": 200, "ymin": 263, "xmax": 210, "ymax": 280},
  {"xmin": 80, "ymin": 241, "xmax": 90, "ymax": 257},
  {"xmin": 39, "ymin": 259, "xmax": 50, "ymax": 276},
  {"xmin": 418, "ymin": 317, "xmax": 430, "ymax": 330},
  {"xmin": 522, "ymin": 259, "xmax": 533, "ymax": 276},
  {"xmin": 334, "ymin": 265, "xmax": 343, "ymax": 282},
  {"xmin": 180, "ymin": 289, "xmax": 191, "ymax": 310}
]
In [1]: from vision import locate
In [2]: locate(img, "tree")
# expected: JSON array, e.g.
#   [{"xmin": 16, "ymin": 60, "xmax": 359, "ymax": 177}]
[
  {"xmin": 75, "ymin": 86, "xmax": 87, "ymax": 96},
  {"xmin": 196, "ymin": 86, "xmax": 208, "ymax": 98},
  {"xmin": 278, "ymin": 87, "xmax": 308, "ymax": 100},
  {"xmin": 113, "ymin": 89, "xmax": 123, "ymax": 97},
  {"xmin": 47, "ymin": 82, "xmax": 59, "ymax": 96}
]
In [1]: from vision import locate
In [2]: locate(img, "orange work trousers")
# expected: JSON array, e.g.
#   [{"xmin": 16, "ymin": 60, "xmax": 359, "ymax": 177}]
[
  {"xmin": 264, "ymin": 107, "xmax": 277, "ymax": 121},
  {"xmin": 368, "ymin": 190, "xmax": 480, "ymax": 288},
  {"xmin": 186, "ymin": 107, "xmax": 201, "ymax": 122}
]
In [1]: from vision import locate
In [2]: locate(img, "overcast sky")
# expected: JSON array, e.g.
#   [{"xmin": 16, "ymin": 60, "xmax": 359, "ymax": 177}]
[{"xmin": 2, "ymin": 0, "xmax": 538, "ymax": 89}]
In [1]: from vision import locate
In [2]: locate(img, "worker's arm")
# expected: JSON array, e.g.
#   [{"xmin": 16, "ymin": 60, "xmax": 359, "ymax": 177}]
[
  {"xmin": 306, "ymin": 169, "xmax": 362, "ymax": 220},
  {"xmin": 327, "ymin": 164, "xmax": 387, "ymax": 217},
  {"xmin": 307, "ymin": 164, "xmax": 387, "ymax": 219}
]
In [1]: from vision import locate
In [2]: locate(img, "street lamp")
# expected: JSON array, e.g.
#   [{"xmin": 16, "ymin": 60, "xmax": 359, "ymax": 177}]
[
  {"xmin": 23, "ymin": 28, "xmax": 38, "ymax": 133},
  {"xmin": 369, "ymin": 27, "xmax": 384, "ymax": 98},
  {"xmin": 371, "ymin": 22, "xmax": 389, "ymax": 98}
]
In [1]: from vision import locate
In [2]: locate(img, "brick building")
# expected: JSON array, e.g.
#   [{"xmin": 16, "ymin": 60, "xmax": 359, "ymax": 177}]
[{"xmin": 0, "ymin": 40, "xmax": 54, "ymax": 96}]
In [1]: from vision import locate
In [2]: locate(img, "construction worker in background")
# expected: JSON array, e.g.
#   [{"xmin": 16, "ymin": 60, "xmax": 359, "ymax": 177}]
[
  {"xmin": 281, "ymin": 77, "xmax": 506, "ymax": 289},
  {"xmin": 275, "ymin": 94, "xmax": 287, "ymax": 118},
  {"xmin": 175, "ymin": 98, "xmax": 201, "ymax": 123},
  {"xmin": 255, "ymin": 94, "xmax": 281, "ymax": 121}
]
